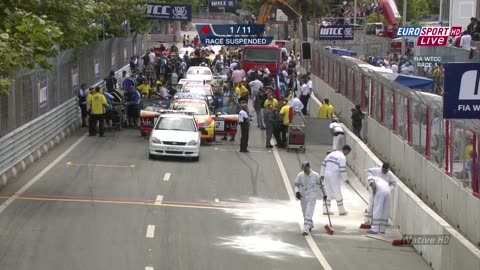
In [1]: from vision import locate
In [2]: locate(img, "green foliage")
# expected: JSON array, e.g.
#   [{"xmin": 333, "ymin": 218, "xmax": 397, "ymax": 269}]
[
  {"xmin": 397, "ymin": 0, "xmax": 432, "ymax": 22},
  {"xmin": 0, "ymin": 0, "xmax": 166, "ymax": 95},
  {"xmin": 0, "ymin": 9, "xmax": 62, "ymax": 95},
  {"xmin": 243, "ymin": 0, "xmax": 264, "ymax": 12}
]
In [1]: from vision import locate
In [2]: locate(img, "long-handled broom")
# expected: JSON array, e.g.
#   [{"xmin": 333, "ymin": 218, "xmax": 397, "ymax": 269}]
[
  {"xmin": 321, "ymin": 186, "xmax": 334, "ymax": 235},
  {"xmin": 360, "ymin": 195, "xmax": 373, "ymax": 229}
]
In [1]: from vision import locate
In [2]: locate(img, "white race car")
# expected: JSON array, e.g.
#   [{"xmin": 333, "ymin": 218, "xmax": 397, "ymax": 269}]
[{"xmin": 149, "ymin": 113, "xmax": 201, "ymax": 161}]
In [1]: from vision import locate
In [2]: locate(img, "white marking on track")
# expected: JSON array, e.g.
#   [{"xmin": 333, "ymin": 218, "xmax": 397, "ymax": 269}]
[
  {"xmin": 146, "ymin": 225, "xmax": 155, "ymax": 238},
  {"xmin": 0, "ymin": 134, "xmax": 88, "ymax": 215},
  {"xmin": 163, "ymin": 173, "xmax": 171, "ymax": 181},
  {"xmin": 145, "ymin": 267, "xmax": 154, "ymax": 270},
  {"xmin": 155, "ymin": 195, "xmax": 163, "ymax": 205},
  {"xmin": 272, "ymin": 149, "xmax": 333, "ymax": 270}
]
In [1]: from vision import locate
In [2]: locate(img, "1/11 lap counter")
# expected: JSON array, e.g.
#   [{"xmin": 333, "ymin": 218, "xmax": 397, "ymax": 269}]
[{"xmin": 201, "ymin": 37, "xmax": 274, "ymax": 46}]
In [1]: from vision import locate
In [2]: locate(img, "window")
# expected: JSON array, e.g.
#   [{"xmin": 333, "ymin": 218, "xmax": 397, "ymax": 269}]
[
  {"xmin": 187, "ymin": 69, "xmax": 212, "ymax": 75},
  {"xmin": 156, "ymin": 117, "xmax": 196, "ymax": 132},
  {"xmin": 244, "ymin": 49, "xmax": 279, "ymax": 63},
  {"xmin": 171, "ymin": 102, "xmax": 208, "ymax": 115}
]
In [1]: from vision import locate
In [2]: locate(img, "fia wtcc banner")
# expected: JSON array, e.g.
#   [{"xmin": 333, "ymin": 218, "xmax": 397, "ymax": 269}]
[
  {"xmin": 443, "ymin": 63, "xmax": 480, "ymax": 119},
  {"xmin": 144, "ymin": 3, "xmax": 192, "ymax": 21},
  {"xmin": 210, "ymin": 0, "xmax": 235, "ymax": 8},
  {"xmin": 319, "ymin": 25, "xmax": 354, "ymax": 40}
]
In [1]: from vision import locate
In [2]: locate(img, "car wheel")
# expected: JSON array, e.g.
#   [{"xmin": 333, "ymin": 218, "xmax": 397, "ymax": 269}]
[
  {"xmin": 192, "ymin": 155, "xmax": 199, "ymax": 161},
  {"xmin": 149, "ymin": 153, "xmax": 155, "ymax": 160}
]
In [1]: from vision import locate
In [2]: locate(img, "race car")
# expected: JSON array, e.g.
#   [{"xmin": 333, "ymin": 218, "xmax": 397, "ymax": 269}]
[
  {"xmin": 181, "ymin": 83, "xmax": 214, "ymax": 105},
  {"xmin": 170, "ymin": 98, "xmax": 215, "ymax": 141}
]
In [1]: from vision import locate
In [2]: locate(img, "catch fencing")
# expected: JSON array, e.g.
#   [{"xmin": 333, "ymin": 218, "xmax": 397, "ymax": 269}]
[
  {"xmin": 0, "ymin": 36, "xmax": 147, "ymax": 137},
  {"xmin": 305, "ymin": 44, "xmax": 480, "ymax": 195},
  {"xmin": 302, "ymin": 43, "xmax": 480, "ymax": 244}
]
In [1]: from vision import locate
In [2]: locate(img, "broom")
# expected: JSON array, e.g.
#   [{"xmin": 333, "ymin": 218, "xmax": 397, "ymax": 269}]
[
  {"xmin": 359, "ymin": 178, "xmax": 373, "ymax": 229},
  {"xmin": 392, "ymin": 238, "xmax": 412, "ymax": 246},
  {"xmin": 366, "ymin": 235, "xmax": 412, "ymax": 246},
  {"xmin": 321, "ymin": 185, "xmax": 334, "ymax": 235},
  {"xmin": 359, "ymin": 198, "xmax": 373, "ymax": 229}
]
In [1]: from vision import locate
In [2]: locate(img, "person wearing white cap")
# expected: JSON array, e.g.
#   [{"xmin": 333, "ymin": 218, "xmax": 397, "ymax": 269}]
[
  {"xmin": 367, "ymin": 175, "xmax": 391, "ymax": 234},
  {"xmin": 294, "ymin": 162, "xmax": 322, "ymax": 235},
  {"xmin": 329, "ymin": 118, "xmax": 345, "ymax": 151}
]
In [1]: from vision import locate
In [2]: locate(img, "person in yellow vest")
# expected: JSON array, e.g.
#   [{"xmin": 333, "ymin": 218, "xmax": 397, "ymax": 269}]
[
  {"xmin": 138, "ymin": 80, "xmax": 151, "ymax": 98},
  {"xmin": 235, "ymin": 82, "xmax": 249, "ymax": 103},
  {"xmin": 87, "ymin": 86, "xmax": 108, "ymax": 137},
  {"xmin": 317, "ymin": 98, "xmax": 334, "ymax": 119},
  {"xmin": 263, "ymin": 90, "xmax": 278, "ymax": 108},
  {"xmin": 279, "ymin": 100, "xmax": 291, "ymax": 147}
]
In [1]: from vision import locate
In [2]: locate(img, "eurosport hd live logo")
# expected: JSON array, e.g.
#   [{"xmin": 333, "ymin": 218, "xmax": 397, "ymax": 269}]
[{"xmin": 396, "ymin": 26, "xmax": 463, "ymax": 46}]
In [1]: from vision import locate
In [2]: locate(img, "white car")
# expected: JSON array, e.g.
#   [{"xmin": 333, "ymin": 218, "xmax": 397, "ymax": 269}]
[
  {"xmin": 186, "ymin": 66, "xmax": 213, "ymax": 82},
  {"xmin": 149, "ymin": 114, "xmax": 200, "ymax": 161}
]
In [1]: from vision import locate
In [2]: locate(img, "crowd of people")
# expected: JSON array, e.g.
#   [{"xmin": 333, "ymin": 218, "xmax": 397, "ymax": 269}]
[{"xmin": 76, "ymin": 34, "xmax": 396, "ymax": 237}]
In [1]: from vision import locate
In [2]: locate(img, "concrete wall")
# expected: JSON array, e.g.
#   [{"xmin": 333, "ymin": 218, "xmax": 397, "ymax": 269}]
[{"xmin": 302, "ymin": 67, "xmax": 480, "ymax": 270}]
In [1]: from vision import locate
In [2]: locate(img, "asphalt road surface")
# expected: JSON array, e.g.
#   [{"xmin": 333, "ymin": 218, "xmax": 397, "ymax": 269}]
[{"xmin": 0, "ymin": 109, "xmax": 432, "ymax": 270}]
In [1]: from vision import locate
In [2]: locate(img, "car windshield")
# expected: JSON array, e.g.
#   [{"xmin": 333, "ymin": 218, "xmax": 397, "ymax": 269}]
[
  {"xmin": 171, "ymin": 102, "xmax": 208, "ymax": 115},
  {"xmin": 155, "ymin": 117, "xmax": 196, "ymax": 131},
  {"xmin": 184, "ymin": 87, "xmax": 211, "ymax": 95},
  {"xmin": 187, "ymin": 69, "xmax": 212, "ymax": 75},
  {"xmin": 244, "ymin": 48, "xmax": 278, "ymax": 63}
]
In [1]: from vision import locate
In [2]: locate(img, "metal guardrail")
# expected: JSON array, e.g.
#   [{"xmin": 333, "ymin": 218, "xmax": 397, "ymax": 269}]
[
  {"xmin": 0, "ymin": 64, "xmax": 131, "ymax": 183},
  {"xmin": 0, "ymin": 98, "xmax": 79, "ymax": 177}
]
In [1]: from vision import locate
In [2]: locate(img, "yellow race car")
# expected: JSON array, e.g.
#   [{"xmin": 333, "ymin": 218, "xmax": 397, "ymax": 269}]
[{"xmin": 170, "ymin": 98, "xmax": 215, "ymax": 141}]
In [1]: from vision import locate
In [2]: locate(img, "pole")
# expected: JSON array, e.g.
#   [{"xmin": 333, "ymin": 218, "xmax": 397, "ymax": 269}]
[
  {"xmin": 401, "ymin": 0, "xmax": 407, "ymax": 57},
  {"xmin": 354, "ymin": 0, "xmax": 357, "ymax": 25},
  {"xmin": 313, "ymin": 2, "xmax": 316, "ymax": 41}
]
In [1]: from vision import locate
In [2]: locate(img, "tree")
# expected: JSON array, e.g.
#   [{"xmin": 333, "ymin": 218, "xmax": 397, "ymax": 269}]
[
  {"xmin": 0, "ymin": 0, "xmax": 158, "ymax": 95},
  {"xmin": 0, "ymin": 9, "xmax": 62, "ymax": 95},
  {"xmin": 397, "ymin": 0, "xmax": 431, "ymax": 22},
  {"xmin": 291, "ymin": 0, "xmax": 330, "ymax": 41}
]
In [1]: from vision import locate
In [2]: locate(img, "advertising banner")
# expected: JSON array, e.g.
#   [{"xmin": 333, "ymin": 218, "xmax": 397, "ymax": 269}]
[
  {"xmin": 144, "ymin": 3, "xmax": 192, "ymax": 21},
  {"xmin": 38, "ymin": 79, "xmax": 48, "ymax": 109},
  {"xmin": 443, "ymin": 63, "xmax": 480, "ymax": 119},
  {"xmin": 210, "ymin": 0, "xmax": 235, "ymax": 8},
  {"xmin": 319, "ymin": 25, "xmax": 354, "ymax": 40}
]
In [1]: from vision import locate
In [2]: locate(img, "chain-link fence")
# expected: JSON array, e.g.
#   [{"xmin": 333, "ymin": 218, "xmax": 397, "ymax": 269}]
[{"xmin": 0, "ymin": 36, "xmax": 147, "ymax": 137}]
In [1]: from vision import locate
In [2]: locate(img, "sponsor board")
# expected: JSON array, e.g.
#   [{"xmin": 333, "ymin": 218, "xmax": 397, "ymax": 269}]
[{"xmin": 443, "ymin": 63, "xmax": 480, "ymax": 119}]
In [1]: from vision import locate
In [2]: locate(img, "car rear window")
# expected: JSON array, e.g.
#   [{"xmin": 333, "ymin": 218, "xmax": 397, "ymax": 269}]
[
  {"xmin": 171, "ymin": 102, "xmax": 208, "ymax": 115},
  {"xmin": 187, "ymin": 69, "xmax": 212, "ymax": 75}
]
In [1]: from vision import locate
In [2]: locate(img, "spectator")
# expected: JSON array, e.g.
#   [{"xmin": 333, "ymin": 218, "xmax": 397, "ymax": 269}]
[
  {"xmin": 460, "ymin": 31, "xmax": 472, "ymax": 50},
  {"xmin": 390, "ymin": 61, "xmax": 398, "ymax": 73},
  {"xmin": 467, "ymin": 17, "xmax": 477, "ymax": 35}
]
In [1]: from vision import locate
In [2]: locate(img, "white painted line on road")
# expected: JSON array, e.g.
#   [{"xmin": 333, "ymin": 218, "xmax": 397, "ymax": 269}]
[
  {"xmin": 0, "ymin": 133, "xmax": 88, "ymax": 216},
  {"xmin": 146, "ymin": 225, "xmax": 155, "ymax": 238},
  {"xmin": 272, "ymin": 148, "xmax": 333, "ymax": 270},
  {"xmin": 163, "ymin": 173, "xmax": 171, "ymax": 181},
  {"xmin": 145, "ymin": 267, "xmax": 154, "ymax": 270},
  {"xmin": 155, "ymin": 195, "xmax": 164, "ymax": 205}
]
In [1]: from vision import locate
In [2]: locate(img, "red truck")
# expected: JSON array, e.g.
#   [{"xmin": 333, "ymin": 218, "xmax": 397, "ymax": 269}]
[{"xmin": 241, "ymin": 45, "xmax": 283, "ymax": 75}]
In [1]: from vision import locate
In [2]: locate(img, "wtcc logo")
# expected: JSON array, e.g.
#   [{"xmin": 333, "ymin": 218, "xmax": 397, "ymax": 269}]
[{"xmin": 396, "ymin": 26, "xmax": 462, "ymax": 46}]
